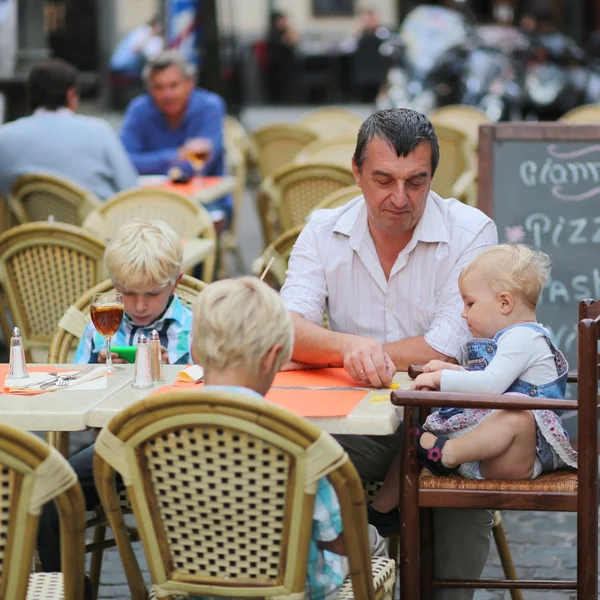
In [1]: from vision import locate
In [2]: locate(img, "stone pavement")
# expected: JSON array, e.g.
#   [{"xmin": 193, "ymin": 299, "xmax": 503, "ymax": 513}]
[
  {"xmin": 74, "ymin": 102, "xmax": 581, "ymax": 598},
  {"xmin": 91, "ymin": 505, "xmax": 580, "ymax": 599}
]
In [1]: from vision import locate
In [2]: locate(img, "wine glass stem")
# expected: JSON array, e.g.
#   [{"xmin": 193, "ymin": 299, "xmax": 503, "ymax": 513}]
[{"xmin": 105, "ymin": 336, "xmax": 113, "ymax": 372}]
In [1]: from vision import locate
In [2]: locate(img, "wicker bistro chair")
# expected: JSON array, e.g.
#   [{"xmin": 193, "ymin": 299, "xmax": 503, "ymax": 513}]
[
  {"xmin": 311, "ymin": 185, "xmax": 362, "ymax": 212},
  {"xmin": 82, "ymin": 188, "xmax": 217, "ymax": 282},
  {"xmin": 93, "ymin": 388, "xmax": 396, "ymax": 599},
  {"xmin": 429, "ymin": 104, "xmax": 490, "ymax": 149},
  {"xmin": 252, "ymin": 123, "xmax": 319, "ymax": 179},
  {"xmin": 0, "ymin": 222, "xmax": 106, "ymax": 362},
  {"xmin": 431, "ymin": 122, "xmax": 478, "ymax": 207},
  {"xmin": 0, "ymin": 423, "xmax": 85, "ymax": 599},
  {"xmin": 225, "ymin": 114, "xmax": 259, "ymax": 170},
  {"xmin": 48, "ymin": 274, "xmax": 206, "ymax": 364},
  {"xmin": 294, "ymin": 135, "xmax": 357, "ymax": 168},
  {"xmin": 299, "ymin": 107, "xmax": 363, "ymax": 139},
  {"xmin": 257, "ymin": 162, "xmax": 355, "ymax": 247},
  {"xmin": 252, "ymin": 224, "xmax": 303, "ymax": 290},
  {"xmin": 8, "ymin": 172, "xmax": 103, "ymax": 226},
  {"xmin": 560, "ymin": 103, "xmax": 600, "ymax": 123},
  {"xmin": 391, "ymin": 297, "xmax": 600, "ymax": 599}
]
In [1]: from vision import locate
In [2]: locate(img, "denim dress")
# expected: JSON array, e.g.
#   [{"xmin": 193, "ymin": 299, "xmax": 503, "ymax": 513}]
[{"xmin": 424, "ymin": 323, "xmax": 578, "ymax": 479}]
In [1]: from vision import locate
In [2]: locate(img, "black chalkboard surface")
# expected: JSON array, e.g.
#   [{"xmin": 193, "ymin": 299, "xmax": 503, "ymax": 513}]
[{"xmin": 479, "ymin": 123, "xmax": 600, "ymax": 386}]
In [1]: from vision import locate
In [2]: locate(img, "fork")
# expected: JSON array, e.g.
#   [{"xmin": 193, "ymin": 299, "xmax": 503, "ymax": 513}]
[{"xmin": 40, "ymin": 365, "xmax": 96, "ymax": 389}]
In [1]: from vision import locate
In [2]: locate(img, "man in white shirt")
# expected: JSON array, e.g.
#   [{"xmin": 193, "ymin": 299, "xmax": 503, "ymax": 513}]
[{"xmin": 280, "ymin": 108, "xmax": 498, "ymax": 599}]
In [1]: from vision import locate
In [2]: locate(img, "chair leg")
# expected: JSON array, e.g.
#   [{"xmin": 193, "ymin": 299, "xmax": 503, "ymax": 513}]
[
  {"xmin": 46, "ymin": 431, "xmax": 69, "ymax": 458},
  {"xmin": 420, "ymin": 508, "xmax": 435, "ymax": 600},
  {"xmin": 492, "ymin": 511, "xmax": 524, "ymax": 600},
  {"xmin": 89, "ymin": 524, "xmax": 107, "ymax": 600}
]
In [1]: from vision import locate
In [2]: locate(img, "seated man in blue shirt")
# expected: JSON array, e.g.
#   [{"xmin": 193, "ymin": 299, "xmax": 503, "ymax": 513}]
[
  {"xmin": 0, "ymin": 59, "xmax": 138, "ymax": 200},
  {"xmin": 120, "ymin": 50, "xmax": 232, "ymax": 220}
]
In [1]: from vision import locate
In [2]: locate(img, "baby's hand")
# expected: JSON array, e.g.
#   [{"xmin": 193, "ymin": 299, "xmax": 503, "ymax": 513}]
[
  {"xmin": 423, "ymin": 360, "xmax": 461, "ymax": 373},
  {"xmin": 412, "ymin": 371, "xmax": 442, "ymax": 390},
  {"xmin": 97, "ymin": 349, "xmax": 127, "ymax": 364}
]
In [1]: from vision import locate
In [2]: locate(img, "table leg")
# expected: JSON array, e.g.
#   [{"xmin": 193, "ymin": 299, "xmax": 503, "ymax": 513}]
[{"xmin": 46, "ymin": 431, "xmax": 69, "ymax": 458}]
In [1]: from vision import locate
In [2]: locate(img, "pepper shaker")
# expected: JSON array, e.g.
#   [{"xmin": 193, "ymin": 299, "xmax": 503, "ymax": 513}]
[
  {"xmin": 8, "ymin": 327, "xmax": 29, "ymax": 379},
  {"xmin": 132, "ymin": 334, "xmax": 153, "ymax": 389},
  {"xmin": 149, "ymin": 330, "xmax": 164, "ymax": 383}
]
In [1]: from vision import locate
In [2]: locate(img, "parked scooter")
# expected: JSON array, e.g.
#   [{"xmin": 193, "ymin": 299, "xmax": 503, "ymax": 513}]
[{"xmin": 376, "ymin": 5, "xmax": 470, "ymax": 113}]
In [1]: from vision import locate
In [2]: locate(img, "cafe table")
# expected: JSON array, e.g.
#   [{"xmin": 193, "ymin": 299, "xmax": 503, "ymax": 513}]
[
  {"xmin": 86, "ymin": 365, "xmax": 413, "ymax": 435},
  {"xmin": 138, "ymin": 175, "xmax": 236, "ymax": 206}
]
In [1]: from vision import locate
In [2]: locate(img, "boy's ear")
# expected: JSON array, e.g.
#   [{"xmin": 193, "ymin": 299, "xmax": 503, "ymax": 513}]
[
  {"xmin": 261, "ymin": 344, "xmax": 284, "ymax": 375},
  {"xmin": 173, "ymin": 272, "xmax": 184, "ymax": 288},
  {"xmin": 499, "ymin": 291, "xmax": 514, "ymax": 314}
]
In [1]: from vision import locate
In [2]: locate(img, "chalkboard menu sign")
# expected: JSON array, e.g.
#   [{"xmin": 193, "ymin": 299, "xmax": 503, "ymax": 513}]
[{"xmin": 478, "ymin": 123, "xmax": 600, "ymax": 372}]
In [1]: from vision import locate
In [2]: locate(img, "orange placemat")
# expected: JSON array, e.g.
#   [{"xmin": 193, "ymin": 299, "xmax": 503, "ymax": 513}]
[
  {"xmin": 1, "ymin": 364, "xmax": 72, "ymax": 395},
  {"xmin": 273, "ymin": 368, "xmax": 364, "ymax": 389},
  {"xmin": 265, "ymin": 388, "xmax": 365, "ymax": 417},
  {"xmin": 150, "ymin": 384, "xmax": 365, "ymax": 417},
  {"xmin": 159, "ymin": 176, "xmax": 224, "ymax": 195}
]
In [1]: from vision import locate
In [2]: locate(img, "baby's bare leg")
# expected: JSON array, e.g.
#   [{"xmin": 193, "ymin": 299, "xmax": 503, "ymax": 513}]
[{"xmin": 440, "ymin": 410, "xmax": 537, "ymax": 479}]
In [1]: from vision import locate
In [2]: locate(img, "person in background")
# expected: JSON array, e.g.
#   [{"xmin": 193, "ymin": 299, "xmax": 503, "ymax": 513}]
[
  {"xmin": 109, "ymin": 14, "xmax": 164, "ymax": 76},
  {"xmin": 0, "ymin": 59, "xmax": 137, "ymax": 200},
  {"xmin": 266, "ymin": 11, "xmax": 298, "ymax": 104},
  {"xmin": 120, "ymin": 50, "xmax": 232, "ymax": 221}
]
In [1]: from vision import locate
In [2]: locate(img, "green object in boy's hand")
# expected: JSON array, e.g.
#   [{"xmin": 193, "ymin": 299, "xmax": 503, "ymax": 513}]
[{"xmin": 110, "ymin": 346, "xmax": 137, "ymax": 363}]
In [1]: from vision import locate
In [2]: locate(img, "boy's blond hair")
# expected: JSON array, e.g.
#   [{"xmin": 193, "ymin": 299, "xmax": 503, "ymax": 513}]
[
  {"xmin": 104, "ymin": 219, "xmax": 183, "ymax": 289},
  {"xmin": 192, "ymin": 277, "xmax": 294, "ymax": 373},
  {"xmin": 459, "ymin": 244, "xmax": 551, "ymax": 308}
]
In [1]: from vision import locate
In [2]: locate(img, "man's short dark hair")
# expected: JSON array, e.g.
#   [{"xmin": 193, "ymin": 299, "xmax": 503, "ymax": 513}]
[
  {"xmin": 27, "ymin": 59, "xmax": 78, "ymax": 112},
  {"xmin": 353, "ymin": 108, "xmax": 440, "ymax": 176}
]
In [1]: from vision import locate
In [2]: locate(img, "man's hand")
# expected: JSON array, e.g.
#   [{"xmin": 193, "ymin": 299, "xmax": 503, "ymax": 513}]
[
  {"xmin": 423, "ymin": 360, "xmax": 461, "ymax": 373},
  {"xmin": 412, "ymin": 371, "xmax": 442, "ymax": 390},
  {"xmin": 342, "ymin": 337, "xmax": 396, "ymax": 388},
  {"xmin": 97, "ymin": 349, "xmax": 127, "ymax": 365}
]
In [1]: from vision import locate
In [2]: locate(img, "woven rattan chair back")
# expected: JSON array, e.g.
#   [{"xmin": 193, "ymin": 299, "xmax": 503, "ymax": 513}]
[
  {"xmin": 295, "ymin": 135, "xmax": 357, "ymax": 168},
  {"xmin": 429, "ymin": 104, "xmax": 490, "ymax": 148},
  {"xmin": 252, "ymin": 123, "xmax": 319, "ymax": 178},
  {"xmin": 48, "ymin": 274, "xmax": 206, "ymax": 363},
  {"xmin": 312, "ymin": 185, "xmax": 361, "ymax": 212},
  {"xmin": 560, "ymin": 104, "xmax": 600, "ymax": 123},
  {"xmin": 0, "ymin": 222, "xmax": 106, "ymax": 356},
  {"xmin": 82, "ymin": 188, "xmax": 209, "ymax": 240},
  {"xmin": 260, "ymin": 163, "xmax": 355, "ymax": 240},
  {"xmin": 8, "ymin": 173, "xmax": 103, "ymax": 227},
  {"xmin": 431, "ymin": 122, "xmax": 477, "ymax": 205},
  {"xmin": 299, "ymin": 108, "xmax": 363, "ymax": 138},
  {"xmin": 225, "ymin": 114, "xmax": 259, "ymax": 167},
  {"xmin": 252, "ymin": 224, "xmax": 304, "ymax": 290},
  {"xmin": 94, "ymin": 389, "xmax": 381, "ymax": 599},
  {"xmin": 0, "ymin": 423, "xmax": 85, "ymax": 599}
]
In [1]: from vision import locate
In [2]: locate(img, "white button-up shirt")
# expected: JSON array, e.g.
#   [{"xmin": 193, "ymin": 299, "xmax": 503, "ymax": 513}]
[{"xmin": 280, "ymin": 192, "xmax": 498, "ymax": 360}]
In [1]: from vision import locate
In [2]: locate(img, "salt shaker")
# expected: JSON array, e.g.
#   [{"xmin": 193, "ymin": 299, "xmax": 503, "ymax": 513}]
[
  {"xmin": 149, "ymin": 330, "xmax": 164, "ymax": 383},
  {"xmin": 132, "ymin": 334, "xmax": 153, "ymax": 389},
  {"xmin": 8, "ymin": 327, "xmax": 29, "ymax": 379}
]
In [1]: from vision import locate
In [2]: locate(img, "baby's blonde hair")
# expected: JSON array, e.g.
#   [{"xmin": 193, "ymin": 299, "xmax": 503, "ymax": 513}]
[
  {"xmin": 104, "ymin": 219, "xmax": 183, "ymax": 290},
  {"xmin": 459, "ymin": 244, "xmax": 551, "ymax": 308},
  {"xmin": 192, "ymin": 276, "xmax": 294, "ymax": 373}
]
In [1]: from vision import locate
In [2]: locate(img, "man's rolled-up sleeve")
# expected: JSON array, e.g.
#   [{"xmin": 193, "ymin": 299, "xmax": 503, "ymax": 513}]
[
  {"xmin": 280, "ymin": 223, "xmax": 327, "ymax": 324},
  {"xmin": 424, "ymin": 220, "xmax": 498, "ymax": 361}
]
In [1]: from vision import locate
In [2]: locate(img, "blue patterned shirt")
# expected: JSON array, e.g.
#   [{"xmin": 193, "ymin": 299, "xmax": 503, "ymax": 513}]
[
  {"xmin": 194, "ymin": 386, "xmax": 345, "ymax": 600},
  {"xmin": 74, "ymin": 294, "xmax": 192, "ymax": 365}
]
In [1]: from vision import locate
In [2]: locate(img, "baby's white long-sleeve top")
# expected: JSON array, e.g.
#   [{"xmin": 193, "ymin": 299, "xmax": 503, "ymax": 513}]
[{"xmin": 440, "ymin": 325, "xmax": 559, "ymax": 395}]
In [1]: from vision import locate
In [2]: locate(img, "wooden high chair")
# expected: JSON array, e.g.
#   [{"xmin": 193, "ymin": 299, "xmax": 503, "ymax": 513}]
[{"xmin": 391, "ymin": 298, "xmax": 598, "ymax": 598}]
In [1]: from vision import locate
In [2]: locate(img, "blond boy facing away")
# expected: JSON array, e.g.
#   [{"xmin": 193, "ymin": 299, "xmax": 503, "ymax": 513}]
[
  {"xmin": 190, "ymin": 277, "xmax": 386, "ymax": 600},
  {"xmin": 75, "ymin": 219, "xmax": 192, "ymax": 365}
]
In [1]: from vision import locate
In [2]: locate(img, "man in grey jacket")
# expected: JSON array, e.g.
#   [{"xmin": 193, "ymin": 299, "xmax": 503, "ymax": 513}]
[{"xmin": 0, "ymin": 59, "xmax": 137, "ymax": 200}]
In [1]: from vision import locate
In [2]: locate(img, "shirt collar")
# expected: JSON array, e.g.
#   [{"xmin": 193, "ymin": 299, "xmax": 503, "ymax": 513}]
[
  {"xmin": 332, "ymin": 191, "xmax": 450, "ymax": 249},
  {"xmin": 33, "ymin": 107, "xmax": 74, "ymax": 116},
  {"xmin": 122, "ymin": 294, "xmax": 187, "ymax": 329}
]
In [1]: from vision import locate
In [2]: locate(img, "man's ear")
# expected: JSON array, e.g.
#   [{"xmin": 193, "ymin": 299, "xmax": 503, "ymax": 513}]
[
  {"xmin": 499, "ymin": 292, "xmax": 515, "ymax": 314},
  {"xmin": 66, "ymin": 87, "xmax": 79, "ymax": 112},
  {"xmin": 351, "ymin": 157, "xmax": 361, "ymax": 186},
  {"xmin": 261, "ymin": 344, "xmax": 284, "ymax": 375}
]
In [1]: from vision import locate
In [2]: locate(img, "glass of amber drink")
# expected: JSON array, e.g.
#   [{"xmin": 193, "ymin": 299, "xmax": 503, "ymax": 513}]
[
  {"xmin": 185, "ymin": 138, "xmax": 212, "ymax": 174},
  {"xmin": 90, "ymin": 292, "xmax": 124, "ymax": 372}
]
